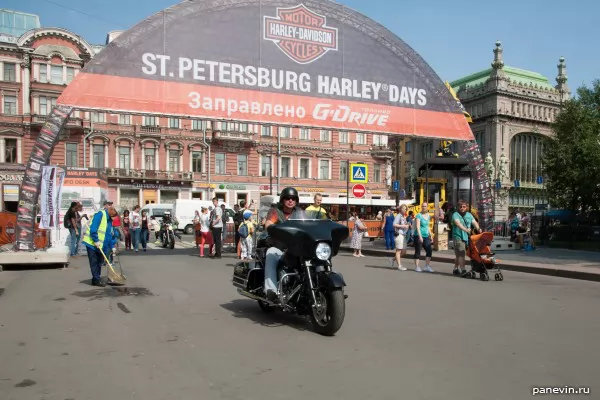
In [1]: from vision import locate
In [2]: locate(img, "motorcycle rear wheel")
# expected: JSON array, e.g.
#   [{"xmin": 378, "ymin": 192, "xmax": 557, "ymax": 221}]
[{"xmin": 309, "ymin": 288, "xmax": 345, "ymax": 336}]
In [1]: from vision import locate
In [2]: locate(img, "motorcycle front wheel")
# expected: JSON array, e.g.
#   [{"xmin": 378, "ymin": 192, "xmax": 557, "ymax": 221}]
[
  {"xmin": 309, "ymin": 288, "xmax": 345, "ymax": 336},
  {"xmin": 169, "ymin": 232, "xmax": 175, "ymax": 249}
]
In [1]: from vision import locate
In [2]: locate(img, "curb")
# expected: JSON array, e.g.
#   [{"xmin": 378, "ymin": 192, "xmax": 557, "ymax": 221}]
[{"xmin": 340, "ymin": 247, "xmax": 600, "ymax": 283}]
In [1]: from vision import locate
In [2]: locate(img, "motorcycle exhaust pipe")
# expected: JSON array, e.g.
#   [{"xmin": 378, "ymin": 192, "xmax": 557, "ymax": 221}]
[{"xmin": 237, "ymin": 288, "xmax": 276, "ymax": 306}]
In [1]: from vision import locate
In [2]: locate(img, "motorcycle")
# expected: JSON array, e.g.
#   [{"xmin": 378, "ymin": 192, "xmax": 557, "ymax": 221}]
[
  {"xmin": 161, "ymin": 222, "xmax": 176, "ymax": 249},
  {"xmin": 232, "ymin": 216, "xmax": 349, "ymax": 336}
]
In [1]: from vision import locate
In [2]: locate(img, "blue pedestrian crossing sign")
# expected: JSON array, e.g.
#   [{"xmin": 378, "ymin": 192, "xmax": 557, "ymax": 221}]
[
  {"xmin": 350, "ymin": 163, "xmax": 368, "ymax": 183},
  {"xmin": 392, "ymin": 180, "xmax": 400, "ymax": 192}
]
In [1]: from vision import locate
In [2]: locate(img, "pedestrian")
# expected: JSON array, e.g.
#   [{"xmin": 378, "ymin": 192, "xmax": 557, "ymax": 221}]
[
  {"xmin": 82, "ymin": 206, "xmax": 118, "ymax": 287},
  {"xmin": 391, "ymin": 205, "xmax": 410, "ymax": 270},
  {"xmin": 451, "ymin": 199, "xmax": 480, "ymax": 276},
  {"xmin": 414, "ymin": 202, "xmax": 434, "ymax": 272},
  {"xmin": 64, "ymin": 201, "xmax": 79, "ymax": 257},
  {"xmin": 239, "ymin": 210, "xmax": 255, "ymax": 260},
  {"xmin": 351, "ymin": 212, "xmax": 367, "ymax": 257},
  {"xmin": 111, "ymin": 207, "xmax": 122, "ymax": 250},
  {"xmin": 150, "ymin": 216, "xmax": 160, "ymax": 242},
  {"xmin": 199, "ymin": 206, "xmax": 213, "ymax": 257},
  {"xmin": 122, "ymin": 210, "xmax": 131, "ymax": 250},
  {"xmin": 209, "ymin": 198, "xmax": 223, "ymax": 258},
  {"xmin": 193, "ymin": 210, "xmax": 202, "ymax": 249},
  {"xmin": 381, "ymin": 209, "xmax": 396, "ymax": 250},
  {"xmin": 406, "ymin": 211, "xmax": 415, "ymax": 246},
  {"xmin": 131, "ymin": 205, "xmax": 141, "ymax": 252},
  {"xmin": 140, "ymin": 210, "xmax": 149, "ymax": 252},
  {"xmin": 233, "ymin": 204, "xmax": 243, "ymax": 257}
]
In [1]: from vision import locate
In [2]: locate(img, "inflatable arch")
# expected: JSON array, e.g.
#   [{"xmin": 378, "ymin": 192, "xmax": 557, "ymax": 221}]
[{"xmin": 15, "ymin": 0, "xmax": 492, "ymax": 250}]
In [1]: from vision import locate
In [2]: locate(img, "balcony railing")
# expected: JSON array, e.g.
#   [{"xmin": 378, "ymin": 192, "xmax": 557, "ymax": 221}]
[
  {"xmin": 370, "ymin": 145, "xmax": 395, "ymax": 158},
  {"xmin": 106, "ymin": 168, "xmax": 194, "ymax": 181},
  {"xmin": 139, "ymin": 125, "xmax": 162, "ymax": 133},
  {"xmin": 214, "ymin": 129, "xmax": 253, "ymax": 141},
  {"xmin": 31, "ymin": 115, "xmax": 83, "ymax": 127}
]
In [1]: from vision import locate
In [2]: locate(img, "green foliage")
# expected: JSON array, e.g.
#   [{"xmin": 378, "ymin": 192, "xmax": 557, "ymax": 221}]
[{"xmin": 543, "ymin": 80, "xmax": 600, "ymax": 213}]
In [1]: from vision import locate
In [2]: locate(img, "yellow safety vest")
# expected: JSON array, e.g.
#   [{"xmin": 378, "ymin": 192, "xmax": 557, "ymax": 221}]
[{"xmin": 83, "ymin": 210, "xmax": 108, "ymax": 248}]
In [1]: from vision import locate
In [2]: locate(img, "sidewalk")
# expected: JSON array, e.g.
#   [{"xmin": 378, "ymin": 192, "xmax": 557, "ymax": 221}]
[{"xmin": 341, "ymin": 238, "xmax": 600, "ymax": 282}]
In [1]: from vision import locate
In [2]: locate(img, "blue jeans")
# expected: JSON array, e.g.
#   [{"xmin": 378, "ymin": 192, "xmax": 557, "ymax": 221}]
[
  {"xmin": 384, "ymin": 230, "xmax": 395, "ymax": 250},
  {"xmin": 69, "ymin": 227, "xmax": 80, "ymax": 256},
  {"xmin": 86, "ymin": 246, "xmax": 103, "ymax": 282},
  {"xmin": 140, "ymin": 228, "xmax": 149, "ymax": 250},
  {"xmin": 131, "ymin": 228, "xmax": 141, "ymax": 250},
  {"xmin": 264, "ymin": 247, "xmax": 283, "ymax": 293}
]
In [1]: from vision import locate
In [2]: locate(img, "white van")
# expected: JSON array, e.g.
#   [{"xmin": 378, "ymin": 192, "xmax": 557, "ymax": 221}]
[
  {"xmin": 140, "ymin": 203, "xmax": 173, "ymax": 223},
  {"xmin": 173, "ymin": 199, "xmax": 235, "ymax": 234}
]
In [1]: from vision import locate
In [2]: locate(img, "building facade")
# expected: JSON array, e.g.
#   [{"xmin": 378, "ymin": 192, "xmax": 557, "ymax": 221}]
[
  {"xmin": 409, "ymin": 41, "xmax": 569, "ymax": 220},
  {"xmin": 0, "ymin": 12, "xmax": 395, "ymax": 212}
]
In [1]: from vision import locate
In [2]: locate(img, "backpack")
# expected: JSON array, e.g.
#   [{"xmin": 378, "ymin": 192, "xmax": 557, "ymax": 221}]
[{"xmin": 238, "ymin": 222, "xmax": 249, "ymax": 239}]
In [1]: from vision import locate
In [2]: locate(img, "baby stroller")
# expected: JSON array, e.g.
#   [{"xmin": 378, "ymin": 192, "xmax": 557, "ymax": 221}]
[{"xmin": 464, "ymin": 232, "xmax": 503, "ymax": 281}]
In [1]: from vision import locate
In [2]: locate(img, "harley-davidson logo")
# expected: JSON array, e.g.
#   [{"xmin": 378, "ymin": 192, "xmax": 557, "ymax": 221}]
[{"xmin": 264, "ymin": 4, "xmax": 338, "ymax": 64}]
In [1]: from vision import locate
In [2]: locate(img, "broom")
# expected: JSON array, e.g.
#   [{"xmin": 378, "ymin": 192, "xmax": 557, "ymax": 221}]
[{"xmin": 98, "ymin": 247, "xmax": 126, "ymax": 285}]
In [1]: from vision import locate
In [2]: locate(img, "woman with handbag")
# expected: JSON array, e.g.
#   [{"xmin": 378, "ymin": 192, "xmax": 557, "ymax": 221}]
[{"xmin": 350, "ymin": 212, "xmax": 367, "ymax": 257}]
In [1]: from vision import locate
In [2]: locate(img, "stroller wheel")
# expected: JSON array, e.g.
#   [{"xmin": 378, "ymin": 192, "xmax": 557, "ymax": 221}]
[
  {"xmin": 494, "ymin": 273, "xmax": 500, "ymax": 281},
  {"xmin": 480, "ymin": 273, "xmax": 489, "ymax": 281},
  {"xmin": 499, "ymin": 273, "xmax": 504, "ymax": 281},
  {"xmin": 470, "ymin": 271, "xmax": 477, "ymax": 279}
]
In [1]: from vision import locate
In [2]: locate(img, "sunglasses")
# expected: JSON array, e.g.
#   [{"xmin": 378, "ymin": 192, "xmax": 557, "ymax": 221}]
[{"xmin": 282, "ymin": 196, "xmax": 297, "ymax": 201}]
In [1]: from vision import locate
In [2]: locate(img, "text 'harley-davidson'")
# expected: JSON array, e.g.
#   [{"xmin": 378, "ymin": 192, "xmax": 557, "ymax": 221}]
[{"xmin": 232, "ymin": 217, "xmax": 349, "ymax": 336}]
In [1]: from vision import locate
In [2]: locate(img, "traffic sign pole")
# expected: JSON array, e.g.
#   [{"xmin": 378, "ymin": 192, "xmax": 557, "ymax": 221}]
[{"xmin": 346, "ymin": 158, "xmax": 350, "ymax": 222}]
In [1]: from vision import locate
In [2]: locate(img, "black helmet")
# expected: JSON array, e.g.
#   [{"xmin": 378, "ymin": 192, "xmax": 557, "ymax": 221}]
[{"xmin": 279, "ymin": 187, "xmax": 299, "ymax": 204}]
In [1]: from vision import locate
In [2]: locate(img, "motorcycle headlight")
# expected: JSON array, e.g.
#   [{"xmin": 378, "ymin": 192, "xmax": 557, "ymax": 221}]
[{"xmin": 315, "ymin": 242, "xmax": 332, "ymax": 261}]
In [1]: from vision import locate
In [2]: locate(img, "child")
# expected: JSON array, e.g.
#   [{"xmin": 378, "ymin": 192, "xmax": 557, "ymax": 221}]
[{"xmin": 239, "ymin": 210, "xmax": 254, "ymax": 261}]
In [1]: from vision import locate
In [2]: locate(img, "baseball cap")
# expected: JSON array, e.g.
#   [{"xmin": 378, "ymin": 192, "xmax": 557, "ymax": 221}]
[{"xmin": 103, "ymin": 200, "xmax": 113, "ymax": 206}]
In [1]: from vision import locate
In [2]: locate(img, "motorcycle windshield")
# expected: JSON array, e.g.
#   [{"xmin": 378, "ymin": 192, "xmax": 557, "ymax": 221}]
[{"xmin": 267, "ymin": 219, "xmax": 349, "ymax": 257}]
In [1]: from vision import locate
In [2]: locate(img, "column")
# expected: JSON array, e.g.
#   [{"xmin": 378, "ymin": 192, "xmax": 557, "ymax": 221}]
[
  {"xmin": 0, "ymin": 139, "xmax": 5, "ymax": 163},
  {"xmin": 89, "ymin": 143, "xmax": 93, "ymax": 167},
  {"xmin": 22, "ymin": 62, "xmax": 30, "ymax": 114},
  {"xmin": 17, "ymin": 138, "xmax": 22, "ymax": 164},
  {"xmin": 156, "ymin": 146, "xmax": 160, "ymax": 171},
  {"xmin": 130, "ymin": 144, "xmax": 134, "ymax": 170},
  {"xmin": 104, "ymin": 140, "xmax": 109, "ymax": 169}
]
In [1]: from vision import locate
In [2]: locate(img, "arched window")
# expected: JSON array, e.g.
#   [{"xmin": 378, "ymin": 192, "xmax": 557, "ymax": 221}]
[{"xmin": 510, "ymin": 133, "xmax": 544, "ymax": 184}]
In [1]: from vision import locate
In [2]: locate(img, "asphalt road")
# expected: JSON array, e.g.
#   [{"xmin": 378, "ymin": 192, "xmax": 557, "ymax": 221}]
[{"xmin": 0, "ymin": 247, "xmax": 598, "ymax": 400}]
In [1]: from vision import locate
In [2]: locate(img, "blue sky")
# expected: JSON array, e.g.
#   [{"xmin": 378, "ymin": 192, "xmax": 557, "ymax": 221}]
[{"xmin": 5, "ymin": 0, "xmax": 599, "ymax": 90}]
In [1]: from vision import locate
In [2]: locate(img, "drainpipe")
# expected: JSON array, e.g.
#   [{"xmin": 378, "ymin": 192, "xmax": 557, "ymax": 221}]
[
  {"xmin": 276, "ymin": 126, "xmax": 281, "ymax": 195},
  {"xmin": 83, "ymin": 118, "xmax": 94, "ymax": 168},
  {"xmin": 203, "ymin": 124, "xmax": 211, "ymax": 199}
]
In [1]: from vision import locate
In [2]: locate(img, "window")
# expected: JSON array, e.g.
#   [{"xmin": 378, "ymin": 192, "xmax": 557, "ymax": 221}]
[
  {"xmin": 192, "ymin": 120, "xmax": 206, "ymax": 131},
  {"xmin": 279, "ymin": 127, "xmax": 290, "ymax": 138},
  {"xmin": 421, "ymin": 142, "xmax": 433, "ymax": 160},
  {"xmin": 215, "ymin": 153, "xmax": 225, "ymax": 174},
  {"xmin": 5, "ymin": 139, "xmax": 17, "ymax": 163},
  {"xmin": 3, "ymin": 63, "xmax": 16, "ymax": 82},
  {"xmin": 356, "ymin": 133, "xmax": 365, "ymax": 144},
  {"xmin": 50, "ymin": 65, "xmax": 63, "ymax": 84},
  {"xmin": 237, "ymin": 154, "xmax": 248, "ymax": 176},
  {"xmin": 299, "ymin": 158, "xmax": 310, "ymax": 179},
  {"xmin": 3, "ymin": 95, "xmax": 17, "ymax": 115},
  {"xmin": 261, "ymin": 156, "xmax": 272, "ymax": 176},
  {"xmin": 39, "ymin": 96, "xmax": 57, "ymax": 115},
  {"xmin": 475, "ymin": 131, "xmax": 485, "ymax": 152},
  {"xmin": 374, "ymin": 164, "xmax": 381, "ymax": 183},
  {"xmin": 373, "ymin": 135, "xmax": 387, "ymax": 146},
  {"xmin": 280, "ymin": 157, "xmax": 291, "ymax": 178},
  {"xmin": 144, "ymin": 116, "xmax": 157, "ymax": 126},
  {"xmin": 66, "ymin": 67, "xmax": 75, "ymax": 83},
  {"xmin": 300, "ymin": 128, "xmax": 310, "ymax": 140},
  {"xmin": 191, "ymin": 151, "xmax": 203, "ymax": 173},
  {"xmin": 38, "ymin": 63, "xmax": 47, "ymax": 82},
  {"xmin": 168, "ymin": 150, "xmax": 180, "ymax": 171},
  {"xmin": 238, "ymin": 123, "xmax": 248, "ymax": 132},
  {"xmin": 261, "ymin": 126, "xmax": 271, "ymax": 136},
  {"xmin": 119, "ymin": 146, "xmax": 131, "ymax": 169},
  {"xmin": 144, "ymin": 148, "xmax": 155, "ymax": 170},
  {"xmin": 319, "ymin": 160, "xmax": 330, "ymax": 179},
  {"xmin": 91, "ymin": 112, "xmax": 106, "ymax": 123},
  {"xmin": 169, "ymin": 118, "xmax": 180, "ymax": 129},
  {"xmin": 339, "ymin": 160, "xmax": 348, "ymax": 181},
  {"xmin": 119, "ymin": 114, "xmax": 131, "ymax": 125},
  {"xmin": 66, "ymin": 143, "xmax": 78, "ymax": 167},
  {"xmin": 93, "ymin": 145, "xmax": 105, "ymax": 169},
  {"xmin": 339, "ymin": 131, "xmax": 348, "ymax": 143},
  {"xmin": 405, "ymin": 141, "xmax": 412, "ymax": 153},
  {"xmin": 320, "ymin": 130, "xmax": 330, "ymax": 142}
]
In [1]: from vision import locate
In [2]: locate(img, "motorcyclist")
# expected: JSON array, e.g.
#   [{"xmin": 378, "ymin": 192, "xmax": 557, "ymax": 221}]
[
  {"xmin": 263, "ymin": 187, "xmax": 306, "ymax": 301},
  {"xmin": 160, "ymin": 211, "xmax": 182, "ymax": 243}
]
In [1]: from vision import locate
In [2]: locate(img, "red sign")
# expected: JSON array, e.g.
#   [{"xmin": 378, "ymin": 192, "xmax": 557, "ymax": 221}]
[{"xmin": 352, "ymin": 184, "xmax": 366, "ymax": 198}]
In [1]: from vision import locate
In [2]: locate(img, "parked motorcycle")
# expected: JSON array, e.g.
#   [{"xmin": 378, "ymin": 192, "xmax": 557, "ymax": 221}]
[
  {"xmin": 161, "ymin": 222, "xmax": 176, "ymax": 249},
  {"xmin": 232, "ymin": 216, "xmax": 349, "ymax": 336}
]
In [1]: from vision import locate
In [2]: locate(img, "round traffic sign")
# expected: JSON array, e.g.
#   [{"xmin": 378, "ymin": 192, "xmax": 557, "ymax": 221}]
[{"xmin": 352, "ymin": 184, "xmax": 366, "ymax": 198}]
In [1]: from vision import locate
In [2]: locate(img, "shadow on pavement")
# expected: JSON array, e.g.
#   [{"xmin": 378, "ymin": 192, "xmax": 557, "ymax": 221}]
[{"xmin": 220, "ymin": 298, "xmax": 309, "ymax": 332}]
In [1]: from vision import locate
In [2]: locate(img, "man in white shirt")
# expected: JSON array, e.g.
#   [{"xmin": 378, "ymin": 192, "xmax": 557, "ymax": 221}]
[{"xmin": 210, "ymin": 198, "xmax": 223, "ymax": 259}]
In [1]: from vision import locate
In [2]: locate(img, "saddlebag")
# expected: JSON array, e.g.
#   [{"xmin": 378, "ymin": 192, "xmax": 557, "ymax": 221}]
[{"xmin": 233, "ymin": 260, "xmax": 263, "ymax": 290}]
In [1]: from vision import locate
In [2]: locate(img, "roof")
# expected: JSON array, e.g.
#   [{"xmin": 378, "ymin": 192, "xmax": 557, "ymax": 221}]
[{"xmin": 450, "ymin": 66, "xmax": 556, "ymax": 92}]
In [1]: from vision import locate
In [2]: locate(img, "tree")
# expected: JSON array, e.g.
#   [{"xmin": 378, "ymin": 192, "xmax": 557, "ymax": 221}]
[{"xmin": 543, "ymin": 80, "xmax": 600, "ymax": 216}]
